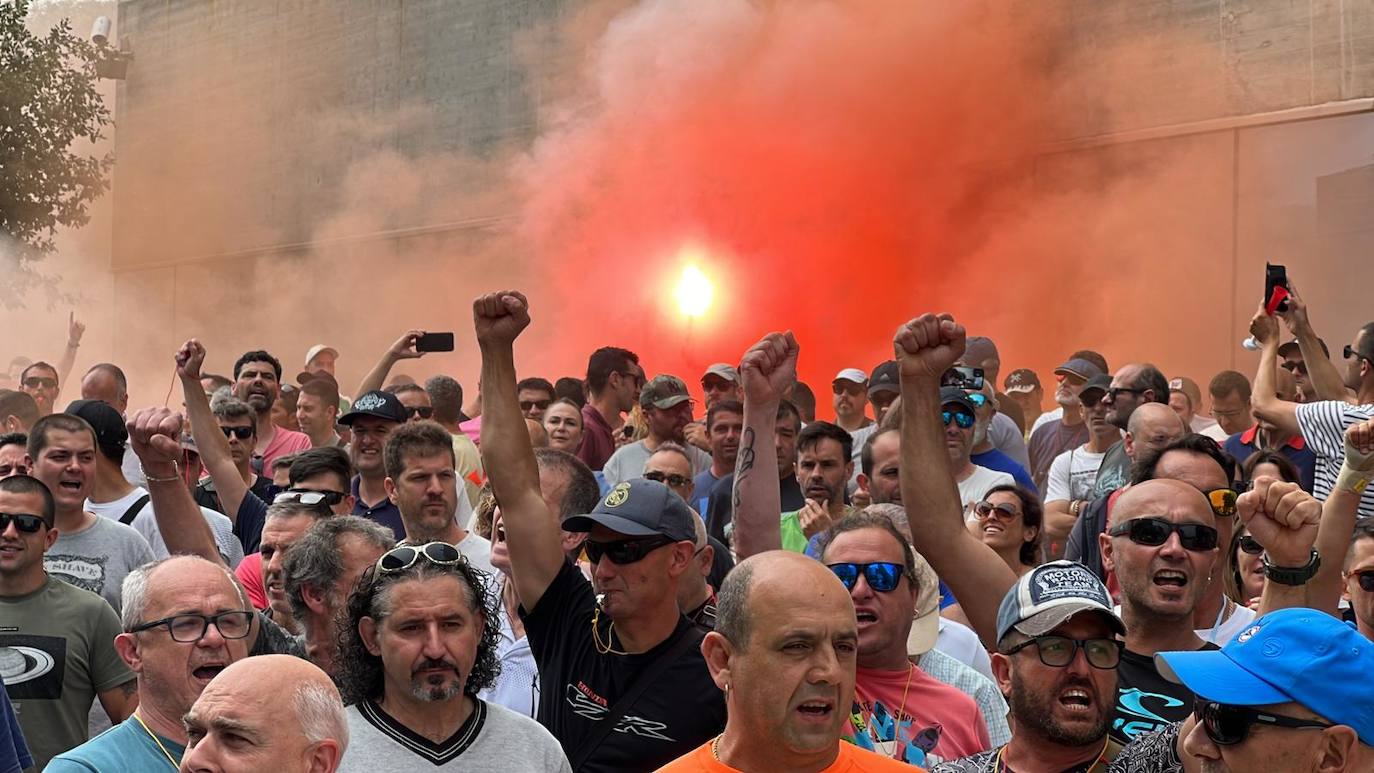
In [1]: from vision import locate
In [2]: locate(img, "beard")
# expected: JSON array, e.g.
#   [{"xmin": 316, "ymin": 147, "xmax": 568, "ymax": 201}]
[
  {"xmin": 1008, "ymin": 666, "xmax": 1110, "ymax": 747},
  {"xmin": 410, "ymin": 659, "xmax": 464, "ymax": 703}
]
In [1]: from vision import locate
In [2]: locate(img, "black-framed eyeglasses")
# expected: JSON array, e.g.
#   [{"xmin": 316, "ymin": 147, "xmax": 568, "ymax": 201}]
[
  {"xmin": 1107, "ymin": 386, "xmax": 1142, "ymax": 401},
  {"xmin": 0, "ymin": 512, "xmax": 47, "ymax": 533},
  {"xmin": 406, "ymin": 406, "xmax": 435, "ymax": 419},
  {"xmin": 1194, "ymin": 699, "xmax": 1334, "ymax": 746},
  {"xmin": 643, "ymin": 470, "xmax": 691, "ymax": 489},
  {"xmin": 1280, "ymin": 361, "xmax": 1309, "ymax": 376},
  {"xmin": 1108, "ymin": 517, "xmax": 1218, "ymax": 552},
  {"xmin": 22, "ymin": 376, "xmax": 57, "ymax": 390},
  {"xmin": 584, "ymin": 535, "xmax": 675, "ymax": 565},
  {"xmin": 376, "ymin": 541, "xmax": 464, "ymax": 576},
  {"xmin": 1205, "ymin": 488, "xmax": 1238, "ymax": 518},
  {"xmin": 274, "ymin": 489, "xmax": 345, "ymax": 508},
  {"xmin": 1354, "ymin": 570, "xmax": 1374, "ymax": 593},
  {"xmin": 973, "ymin": 501, "xmax": 1021, "ymax": 522},
  {"xmin": 1004, "ymin": 635, "xmax": 1123, "ymax": 669},
  {"xmin": 827, "ymin": 561, "xmax": 905, "ymax": 593},
  {"xmin": 1238, "ymin": 535, "xmax": 1264, "ymax": 555},
  {"xmin": 130, "ymin": 610, "xmax": 254, "ymax": 643},
  {"xmin": 219, "ymin": 425, "xmax": 254, "ymax": 440}
]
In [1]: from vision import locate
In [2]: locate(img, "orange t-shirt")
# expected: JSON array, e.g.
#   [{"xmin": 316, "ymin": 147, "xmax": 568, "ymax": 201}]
[{"xmin": 655, "ymin": 739, "xmax": 926, "ymax": 772}]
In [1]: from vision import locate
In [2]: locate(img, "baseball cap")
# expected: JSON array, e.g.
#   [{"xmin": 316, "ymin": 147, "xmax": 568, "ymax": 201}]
[
  {"xmin": 1168, "ymin": 376, "xmax": 1202, "ymax": 409},
  {"xmin": 963, "ymin": 336, "xmax": 999, "ymax": 366},
  {"xmin": 939, "ymin": 386, "xmax": 977, "ymax": 416},
  {"xmin": 904, "ymin": 551, "xmax": 942, "ymax": 656},
  {"xmin": 868, "ymin": 361, "xmax": 900, "ymax": 396},
  {"xmin": 304, "ymin": 344, "xmax": 338, "ymax": 367},
  {"xmin": 1004, "ymin": 368, "xmax": 1041, "ymax": 394},
  {"xmin": 562, "ymin": 478, "xmax": 697, "ymax": 543},
  {"xmin": 1156, "ymin": 608, "xmax": 1374, "ymax": 745},
  {"xmin": 1078, "ymin": 374, "xmax": 1113, "ymax": 401},
  {"xmin": 1277, "ymin": 337, "xmax": 1330, "ymax": 358},
  {"xmin": 338, "ymin": 389, "xmax": 407, "ymax": 425},
  {"xmin": 702, "ymin": 363, "xmax": 739, "ymax": 383},
  {"xmin": 64, "ymin": 399, "xmax": 128, "ymax": 461},
  {"xmin": 833, "ymin": 368, "xmax": 867, "ymax": 386},
  {"xmin": 640, "ymin": 375, "xmax": 692, "ymax": 410},
  {"xmin": 295, "ymin": 370, "xmax": 340, "ymax": 388},
  {"xmin": 996, "ymin": 560, "xmax": 1126, "ymax": 645},
  {"xmin": 1054, "ymin": 358, "xmax": 1104, "ymax": 381}
]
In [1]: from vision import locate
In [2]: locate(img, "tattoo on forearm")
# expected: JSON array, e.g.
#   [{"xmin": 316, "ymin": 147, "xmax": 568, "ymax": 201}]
[{"xmin": 732, "ymin": 428, "xmax": 757, "ymax": 514}]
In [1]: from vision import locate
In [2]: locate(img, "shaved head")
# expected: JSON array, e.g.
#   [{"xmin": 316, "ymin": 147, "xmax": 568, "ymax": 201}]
[
  {"xmin": 1109, "ymin": 478, "xmax": 1214, "ymax": 528},
  {"xmin": 1127, "ymin": 403, "xmax": 1185, "ymax": 437}
]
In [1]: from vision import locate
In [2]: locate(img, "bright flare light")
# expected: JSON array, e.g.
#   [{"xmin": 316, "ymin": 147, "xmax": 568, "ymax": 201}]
[{"xmin": 675, "ymin": 264, "xmax": 714, "ymax": 319}]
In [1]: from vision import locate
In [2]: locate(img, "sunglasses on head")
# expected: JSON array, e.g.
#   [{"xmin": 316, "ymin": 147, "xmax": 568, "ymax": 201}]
[
  {"xmin": 973, "ymin": 501, "xmax": 1020, "ymax": 521},
  {"xmin": 827, "ymin": 561, "xmax": 905, "ymax": 593},
  {"xmin": 643, "ymin": 470, "xmax": 691, "ymax": 489},
  {"xmin": 407, "ymin": 406, "xmax": 435, "ymax": 419},
  {"xmin": 1108, "ymin": 516, "xmax": 1218, "ymax": 552},
  {"xmin": 375, "ymin": 541, "xmax": 465, "ymax": 576},
  {"xmin": 1194, "ymin": 699, "xmax": 1334, "ymax": 746},
  {"xmin": 1206, "ymin": 488, "xmax": 1238, "ymax": 518},
  {"xmin": 965, "ymin": 392, "xmax": 988, "ymax": 408},
  {"xmin": 942, "ymin": 410, "xmax": 975, "ymax": 429},
  {"xmin": 518, "ymin": 400, "xmax": 550, "ymax": 412},
  {"xmin": 1003, "ymin": 635, "xmax": 1123, "ymax": 669},
  {"xmin": 1354, "ymin": 570, "xmax": 1374, "ymax": 593},
  {"xmin": 274, "ymin": 489, "xmax": 346, "ymax": 508},
  {"xmin": 220, "ymin": 425, "xmax": 254, "ymax": 440},
  {"xmin": 583, "ymin": 535, "xmax": 675, "ymax": 565},
  {"xmin": 22, "ymin": 376, "xmax": 57, "ymax": 390},
  {"xmin": 0, "ymin": 512, "xmax": 47, "ymax": 533},
  {"xmin": 1280, "ymin": 361, "xmax": 1309, "ymax": 376},
  {"xmin": 1238, "ymin": 535, "xmax": 1264, "ymax": 555}
]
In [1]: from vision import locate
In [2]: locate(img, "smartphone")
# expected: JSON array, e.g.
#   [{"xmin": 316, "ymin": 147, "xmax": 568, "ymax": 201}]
[
  {"xmin": 940, "ymin": 366, "xmax": 985, "ymax": 392},
  {"xmin": 1264, "ymin": 263, "xmax": 1289, "ymax": 313},
  {"xmin": 415, "ymin": 332, "xmax": 455, "ymax": 353}
]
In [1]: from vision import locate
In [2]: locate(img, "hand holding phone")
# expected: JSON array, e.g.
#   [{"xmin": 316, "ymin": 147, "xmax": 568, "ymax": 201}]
[{"xmin": 416, "ymin": 332, "xmax": 455, "ymax": 353}]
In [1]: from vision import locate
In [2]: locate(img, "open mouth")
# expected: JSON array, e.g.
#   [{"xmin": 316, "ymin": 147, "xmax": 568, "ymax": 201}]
[
  {"xmin": 1059, "ymin": 687, "xmax": 1094, "ymax": 712},
  {"xmin": 983, "ymin": 524, "xmax": 1004, "ymax": 535},
  {"xmin": 855, "ymin": 609, "xmax": 878, "ymax": 625},
  {"xmin": 58, "ymin": 480, "xmax": 82, "ymax": 491},
  {"xmin": 796, "ymin": 700, "xmax": 834, "ymax": 719},
  {"xmin": 193, "ymin": 664, "xmax": 226, "ymax": 680},
  {"xmin": 1153, "ymin": 570, "xmax": 1188, "ymax": 588}
]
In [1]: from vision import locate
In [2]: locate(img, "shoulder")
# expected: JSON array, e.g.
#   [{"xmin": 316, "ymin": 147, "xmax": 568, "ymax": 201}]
[
  {"xmin": 930, "ymin": 749, "xmax": 998, "ymax": 772},
  {"xmin": 483, "ymin": 701, "xmax": 561, "ymax": 743}
]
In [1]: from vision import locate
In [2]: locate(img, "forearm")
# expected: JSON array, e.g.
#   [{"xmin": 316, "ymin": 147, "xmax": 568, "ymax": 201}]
[
  {"xmin": 1296, "ymin": 325, "xmax": 1349, "ymax": 402},
  {"xmin": 355, "ymin": 352, "xmax": 398, "ymax": 398},
  {"xmin": 55, "ymin": 340, "xmax": 79, "ymax": 399},
  {"xmin": 182, "ymin": 376, "xmax": 245, "ymax": 512},
  {"xmin": 99, "ymin": 681, "xmax": 138, "ymax": 722},
  {"xmin": 143, "ymin": 461, "xmax": 222, "ymax": 564},
  {"xmin": 1309, "ymin": 487, "xmax": 1361, "ymax": 616},
  {"xmin": 1252, "ymin": 340, "xmax": 1301, "ymax": 436},
  {"xmin": 731, "ymin": 401, "xmax": 781, "ymax": 559},
  {"xmin": 1043, "ymin": 500, "xmax": 1077, "ymax": 544}
]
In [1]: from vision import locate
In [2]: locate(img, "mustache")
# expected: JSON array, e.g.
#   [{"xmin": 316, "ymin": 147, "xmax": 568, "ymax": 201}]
[{"xmin": 412, "ymin": 658, "xmax": 459, "ymax": 675}]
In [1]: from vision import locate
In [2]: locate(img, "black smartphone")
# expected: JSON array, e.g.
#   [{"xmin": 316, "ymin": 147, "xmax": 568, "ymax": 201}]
[
  {"xmin": 940, "ymin": 366, "xmax": 985, "ymax": 391},
  {"xmin": 1265, "ymin": 263, "xmax": 1289, "ymax": 313},
  {"xmin": 415, "ymin": 332, "xmax": 455, "ymax": 353}
]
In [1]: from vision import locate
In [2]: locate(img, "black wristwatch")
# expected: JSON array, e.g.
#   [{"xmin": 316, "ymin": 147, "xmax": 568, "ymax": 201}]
[{"xmin": 1262, "ymin": 550, "xmax": 1321, "ymax": 586}]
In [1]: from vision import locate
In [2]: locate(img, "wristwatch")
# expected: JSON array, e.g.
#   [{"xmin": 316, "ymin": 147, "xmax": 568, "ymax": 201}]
[{"xmin": 1262, "ymin": 549, "xmax": 1321, "ymax": 586}]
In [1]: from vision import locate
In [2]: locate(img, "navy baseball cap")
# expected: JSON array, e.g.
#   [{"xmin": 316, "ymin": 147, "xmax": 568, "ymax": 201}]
[
  {"xmin": 939, "ymin": 386, "xmax": 977, "ymax": 416},
  {"xmin": 562, "ymin": 478, "xmax": 697, "ymax": 543},
  {"xmin": 1054, "ymin": 358, "xmax": 1104, "ymax": 381},
  {"xmin": 338, "ymin": 389, "xmax": 407, "ymax": 425},
  {"xmin": 1157, "ymin": 608, "xmax": 1374, "ymax": 745},
  {"xmin": 997, "ymin": 560, "xmax": 1126, "ymax": 645},
  {"xmin": 1077, "ymin": 374, "xmax": 1113, "ymax": 401},
  {"xmin": 868, "ymin": 361, "xmax": 900, "ymax": 396}
]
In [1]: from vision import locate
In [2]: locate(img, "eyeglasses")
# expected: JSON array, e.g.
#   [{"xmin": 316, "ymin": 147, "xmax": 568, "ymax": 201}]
[
  {"xmin": 614, "ymin": 370, "xmax": 645, "ymax": 388},
  {"xmin": 827, "ymin": 561, "xmax": 905, "ymax": 593},
  {"xmin": 832, "ymin": 382, "xmax": 865, "ymax": 396},
  {"xmin": 1107, "ymin": 386, "xmax": 1142, "ymax": 401},
  {"xmin": 129, "ymin": 610, "xmax": 254, "ymax": 643},
  {"xmin": 1280, "ymin": 361, "xmax": 1309, "ymax": 376},
  {"xmin": 1344, "ymin": 345, "xmax": 1373, "ymax": 364},
  {"xmin": 1107, "ymin": 517, "xmax": 1218, "ymax": 552},
  {"xmin": 273, "ymin": 489, "xmax": 345, "ymax": 508},
  {"xmin": 942, "ymin": 410, "xmax": 975, "ymax": 429},
  {"xmin": 518, "ymin": 400, "xmax": 550, "ymax": 412},
  {"xmin": 1194, "ymin": 700, "xmax": 1334, "ymax": 746},
  {"xmin": 965, "ymin": 392, "xmax": 988, "ymax": 408},
  {"xmin": 22, "ymin": 376, "xmax": 57, "ymax": 390},
  {"xmin": 1004, "ymin": 635, "xmax": 1123, "ymax": 669},
  {"xmin": 1354, "ymin": 570, "xmax": 1374, "ymax": 593},
  {"xmin": 1238, "ymin": 535, "xmax": 1264, "ymax": 555},
  {"xmin": 701, "ymin": 377, "xmax": 733, "ymax": 391},
  {"xmin": 406, "ymin": 406, "xmax": 435, "ymax": 419},
  {"xmin": 1205, "ymin": 488, "xmax": 1238, "ymax": 518},
  {"xmin": 375, "ymin": 541, "xmax": 465, "ymax": 576},
  {"xmin": 584, "ymin": 535, "xmax": 675, "ymax": 565},
  {"xmin": 220, "ymin": 425, "xmax": 254, "ymax": 440},
  {"xmin": 973, "ymin": 501, "xmax": 1020, "ymax": 521},
  {"xmin": 643, "ymin": 470, "xmax": 692, "ymax": 489},
  {"xmin": 0, "ymin": 512, "xmax": 47, "ymax": 533}
]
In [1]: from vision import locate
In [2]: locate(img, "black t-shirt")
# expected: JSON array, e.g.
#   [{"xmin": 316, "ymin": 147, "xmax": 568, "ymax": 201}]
[
  {"xmin": 520, "ymin": 560, "xmax": 726, "ymax": 772},
  {"xmin": 1110, "ymin": 645, "xmax": 1216, "ymax": 745},
  {"xmin": 705, "ymin": 471, "xmax": 806, "ymax": 545},
  {"xmin": 233, "ymin": 491, "xmax": 270, "ymax": 553},
  {"xmin": 194, "ymin": 475, "xmax": 274, "ymax": 517}
]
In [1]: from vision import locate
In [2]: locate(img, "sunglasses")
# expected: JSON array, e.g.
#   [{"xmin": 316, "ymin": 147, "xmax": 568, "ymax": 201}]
[
  {"xmin": 832, "ymin": 382, "xmax": 866, "ymax": 396},
  {"xmin": 827, "ymin": 561, "xmax": 905, "ymax": 593},
  {"xmin": 1107, "ymin": 386, "xmax": 1142, "ymax": 401},
  {"xmin": 701, "ymin": 377, "xmax": 734, "ymax": 391},
  {"xmin": 1238, "ymin": 535, "xmax": 1264, "ymax": 555},
  {"xmin": 1004, "ymin": 635, "xmax": 1123, "ymax": 669},
  {"xmin": 376, "ymin": 541, "xmax": 464, "ymax": 576},
  {"xmin": 973, "ymin": 501, "xmax": 1020, "ymax": 521},
  {"xmin": 274, "ymin": 489, "xmax": 346, "ymax": 508},
  {"xmin": 643, "ymin": 470, "xmax": 692, "ymax": 489},
  {"xmin": 1280, "ymin": 361, "xmax": 1309, "ymax": 376},
  {"xmin": 22, "ymin": 376, "xmax": 57, "ymax": 390},
  {"xmin": 1354, "ymin": 570, "xmax": 1374, "ymax": 593},
  {"xmin": 0, "ymin": 512, "xmax": 47, "ymax": 533},
  {"xmin": 407, "ymin": 406, "xmax": 435, "ymax": 419},
  {"xmin": 965, "ymin": 392, "xmax": 988, "ymax": 408},
  {"xmin": 1194, "ymin": 700, "xmax": 1333, "ymax": 746},
  {"xmin": 584, "ymin": 535, "xmax": 675, "ymax": 565},
  {"xmin": 1344, "ymin": 345, "xmax": 1373, "ymax": 364},
  {"xmin": 1206, "ymin": 488, "xmax": 1238, "ymax": 518},
  {"xmin": 942, "ymin": 410, "xmax": 975, "ymax": 429},
  {"xmin": 220, "ymin": 425, "xmax": 254, "ymax": 440},
  {"xmin": 1108, "ymin": 517, "xmax": 1218, "ymax": 552}
]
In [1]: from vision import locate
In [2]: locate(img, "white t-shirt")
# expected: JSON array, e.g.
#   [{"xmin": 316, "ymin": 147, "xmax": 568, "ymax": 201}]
[
  {"xmin": 1044, "ymin": 446, "xmax": 1108, "ymax": 504},
  {"xmin": 1190, "ymin": 415, "xmax": 1220, "ymax": 434},
  {"xmin": 1200, "ymin": 423, "xmax": 1231, "ymax": 444},
  {"xmin": 1031, "ymin": 406, "xmax": 1064, "ymax": 435},
  {"xmin": 1112, "ymin": 601, "xmax": 1257, "ymax": 648},
  {"xmin": 87, "ymin": 487, "xmax": 244, "ymax": 568},
  {"xmin": 957, "ymin": 465, "xmax": 1015, "ymax": 508},
  {"xmin": 456, "ymin": 531, "xmax": 496, "ymax": 579}
]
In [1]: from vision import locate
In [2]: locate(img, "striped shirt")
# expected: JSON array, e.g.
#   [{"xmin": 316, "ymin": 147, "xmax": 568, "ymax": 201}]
[{"xmin": 1294, "ymin": 400, "xmax": 1374, "ymax": 518}]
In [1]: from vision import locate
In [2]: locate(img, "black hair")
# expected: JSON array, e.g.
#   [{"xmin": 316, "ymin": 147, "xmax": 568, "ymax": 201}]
[
  {"xmin": 706, "ymin": 399, "xmax": 744, "ymax": 431},
  {"xmin": 817, "ymin": 511, "xmax": 916, "ymax": 586},
  {"xmin": 233, "ymin": 350, "xmax": 283, "ymax": 381},
  {"xmin": 553, "ymin": 377, "xmax": 585, "ymax": 408},
  {"xmin": 1134, "ymin": 364, "xmax": 1171, "ymax": 404},
  {"xmin": 1239, "ymin": 449, "xmax": 1301, "ymax": 485},
  {"xmin": 585, "ymin": 347, "xmax": 640, "ymax": 396},
  {"xmin": 775, "ymin": 399, "xmax": 802, "ymax": 432},
  {"xmin": 0, "ymin": 474, "xmax": 55, "ymax": 526},
  {"xmin": 797, "ymin": 421, "xmax": 852, "ymax": 462},
  {"xmin": 1129, "ymin": 433, "xmax": 1237, "ymax": 486},
  {"xmin": 288, "ymin": 446, "xmax": 353, "ymax": 491},
  {"xmin": 984, "ymin": 483, "xmax": 1043, "ymax": 567},
  {"xmin": 0, "ymin": 390, "xmax": 38, "ymax": 429},
  {"xmin": 860, "ymin": 427, "xmax": 898, "ymax": 478},
  {"xmin": 516, "ymin": 377, "xmax": 555, "ymax": 398},
  {"xmin": 0, "ymin": 432, "xmax": 26, "ymax": 451}
]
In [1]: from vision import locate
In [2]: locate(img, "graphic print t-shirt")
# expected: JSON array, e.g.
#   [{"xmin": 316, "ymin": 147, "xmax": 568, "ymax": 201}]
[
  {"xmin": 845, "ymin": 664, "xmax": 991, "ymax": 768},
  {"xmin": 1110, "ymin": 646, "xmax": 1216, "ymax": 745},
  {"xmin": 45, "ymin": 516, "xmax": 156, "ymax": 611}
]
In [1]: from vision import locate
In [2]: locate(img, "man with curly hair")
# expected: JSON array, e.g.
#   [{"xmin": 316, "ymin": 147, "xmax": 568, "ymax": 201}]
[{"xmin": 334, "ymin": 542, "xmax": 570, "ymax": 771}]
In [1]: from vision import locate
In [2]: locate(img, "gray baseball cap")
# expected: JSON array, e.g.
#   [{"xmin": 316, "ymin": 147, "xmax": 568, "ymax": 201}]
[
  {"xmin": 562, "ymin": 478, "xmax": 698, "ymax": 543},
  {"xmin": 996, "ymin": 560, "xmax": 1125, "ymax": 645}
]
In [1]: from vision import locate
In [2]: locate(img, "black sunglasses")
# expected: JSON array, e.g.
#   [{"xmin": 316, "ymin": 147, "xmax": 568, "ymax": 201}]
[
  {"xmin": 22, "ymin": 376, "xmax": 57, "ymax": 390},
  {"xmin": 518, "ymin": 400, "xmax": 551, "ymax": 412},
  {"xmin": 1344, "ymin": 345, "xmax": 1373, "ymax": 364},
  {"xmin": 376, "ymin": 541, "xmax": 464, "ymax": 576},
  {"xmin": 0, "ymin": 512, "xmax": 47, "ymax": 533},
  {"xmin": 827, "ymin": 561, "xmax": 905, "ymax": 593},
  {"xmin": 1108, "ymin": 517, "xmax": 1218, "ymax": 552},
  {"xmin": 406, "ymin": 406, "xmax": 435, "ymax": 419},
  {"xmin": 1194, "ymin": 699, "xmax": 1333, "ymax": 746},
  {"xmin": 584, "ymin": 535, "xmax": 675, "ymax": 565},
  {"xmin": 1107, "ymin": 386, "xmax": 1143, "ymax": 401},
  {"xmin": 274, "ymin": 489, "xmax": 346, "ymax": 508},
  {"xmin": 1355, "ymin": 570, "xmax": 1374, "ymax": 593},
  {"xmin": 1238, "ymin": 535, "xmax": 1264, "ymax": 555},
  {"xmin": 129, "ymin": 610, "xmax": 254, "ymax": 643},
  {"xmin": 1280, "ymin": 361, "xmax": 1309, "ymax": 376},
  {"xmin": 643, "ymin": 470, "xmax": 692, "ymax": 489},
  {"xmin": 220, "ymin": 425, "xmax": 254, "ymax": 440},
  {"xmin": 1003, "ymin": 635, "xmax": 1123, "ymax": 670}
]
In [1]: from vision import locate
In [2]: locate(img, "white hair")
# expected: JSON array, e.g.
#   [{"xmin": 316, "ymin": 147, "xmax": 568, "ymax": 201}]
[{"xmin": 294, "ymin": 680, "xmax": 348, "ymax": 751}]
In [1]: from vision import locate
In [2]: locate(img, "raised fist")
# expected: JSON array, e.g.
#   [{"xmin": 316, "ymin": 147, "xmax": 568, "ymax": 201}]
[
  {"xmin": 739, "ymin": 331, "xmax": 799, "ymax": 405},
  {"xmin": 1238, "ymin": 476, "xmax": 1321, "ymax": 567},
  {"xmin": 473, "ymin": 291, "xmax": 531, "ymax": 347},
  {"xmin": 893, "ymin": 313, "xmax": 965, "ymax": 380},
  {"xmin": 127, "ymin": 407, "xmax": 186, "ymax": 470},
  {"xmin": 176, "ymin": 340, "xmax": 206, "ymax": 381}
]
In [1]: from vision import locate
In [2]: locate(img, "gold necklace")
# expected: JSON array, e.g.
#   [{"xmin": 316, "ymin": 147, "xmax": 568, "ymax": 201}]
[
  {"xmin": 993, "ymin": 735, "xmax": 1111, "ymax": 772},
  {"xmin": 711, "ymin": 733, "xmax": 724, "ymax": 760},
  {"xmin": 133, "ymin": 711, "xmax": 180, "ymax": 770},
  {"xmin": 892, "ymin": 662, "xmax": 914, "ymax": 759},
  {"xmin": 591, "ymin": 605, "xmax": 630, "ymax": 655}
]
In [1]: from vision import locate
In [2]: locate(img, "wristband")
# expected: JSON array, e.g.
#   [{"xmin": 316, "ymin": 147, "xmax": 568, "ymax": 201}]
[
  {"xmin": 1262, "ymin": 549, "xmax": 1321, "ymax": 586},
  {"xmin": 1335, "ymin": 462, "xmax": 1372, "ymax": 494}
]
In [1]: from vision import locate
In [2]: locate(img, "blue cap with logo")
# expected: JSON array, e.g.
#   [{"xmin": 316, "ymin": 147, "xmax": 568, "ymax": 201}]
[
  {"xmin": 997, "ymin": 560, "xmax": 1126, "ymax": 645},
  {"xmin": 561, "ymin": 478, "xmax": 697, "ymax": 543},
  {"xmin": 1156, "ymin": 608, "xmax": 1374, "ymax": 745}
]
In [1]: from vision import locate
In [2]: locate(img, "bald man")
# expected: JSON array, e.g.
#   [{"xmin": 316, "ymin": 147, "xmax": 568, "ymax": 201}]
[
  {"xmin": 180, "ymin": 655, "xmax": 347, "ymax": 773},
  {"xmin": 658, "ymin": 551, "xmax": 910, "ymax": 772},
  {"xmin": 1098, "ymin": 479, "xmax": 1220, "ymax": 745}
]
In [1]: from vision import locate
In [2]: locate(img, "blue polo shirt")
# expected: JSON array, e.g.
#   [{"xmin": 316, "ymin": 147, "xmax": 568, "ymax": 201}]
[
  {"xmin": 971, "ymin": 448, "xmax": 1038, "ymax": 495},
  {"xmin": 1224, "ymin": 426, "xmax": 1317, "ymax": 493},
  {"xmin": 351, "ymin": 476, "xmax": 406, "ymax": 541}
]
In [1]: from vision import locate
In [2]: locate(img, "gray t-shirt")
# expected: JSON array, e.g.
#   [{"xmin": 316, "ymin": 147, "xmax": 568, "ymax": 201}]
[
  {"xmin": 339, "ymin": 698, "xmax": 570, "ymax": 772},
  {"xmin": 46, "ymin": 516, "xmax": 156, "ymax": 612},
  {"xmin": 86, "ymin": 487, "xmax": 244, "ymax": 569},
  {"xmin": 601, "ymin": 440, "xmax": 712, "ymax": 488}
]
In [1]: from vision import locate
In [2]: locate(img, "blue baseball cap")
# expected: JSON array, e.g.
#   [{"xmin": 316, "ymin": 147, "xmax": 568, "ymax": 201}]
[
  {"xmin": 996, "ymin": 560, "xmax": 1126, "ymax": 645},
  {"xmin": 1156, "ymin": 608, "xmax": 1374, "ymax": 745},
  {"xmin": 561, "ymin": 478, "xmax": 697, "ymax": 543}
]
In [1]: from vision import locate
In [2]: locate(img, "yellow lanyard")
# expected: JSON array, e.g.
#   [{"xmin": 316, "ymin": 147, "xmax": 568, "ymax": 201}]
[{"xmin": 133, "ymin": 711, "xmax": 180, "ymax": 770}]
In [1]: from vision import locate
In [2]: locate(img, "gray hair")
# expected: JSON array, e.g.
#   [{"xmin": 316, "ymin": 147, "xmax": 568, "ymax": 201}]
[
  {"xmin": 265, "ymin": 501, "xmax": 328, "ymax": 524},
  {"xmin": 121, "ymin": 556, "xmax": 252, "ymax": 632},
  {"xmin": 293, "ymin": 680, "xmax": 349, "ymax": 749},
  {"xmin": 714, "ymin": 560, "xmax": 757, "ymax": 647},
  {"xmin": 284, "ymin": 516, "xmax": 395, "ymax": 623},
  {"xmin": 648, "ymin": 442, "xmax": 694, "ymax": 470},
  {"xmin": 210, "ymin": 393, "xmax": 255, "ymax": 424}
]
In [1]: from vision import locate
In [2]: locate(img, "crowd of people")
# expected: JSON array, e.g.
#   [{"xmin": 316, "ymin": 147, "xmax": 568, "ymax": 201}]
[{"xmin": 1, "ymin": 276, "xmax": 1373, "ymax": 772}]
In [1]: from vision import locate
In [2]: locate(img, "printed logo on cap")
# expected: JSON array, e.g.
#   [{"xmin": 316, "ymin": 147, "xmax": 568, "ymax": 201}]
[
  {"xmin": 354, "ymin": 393, "xmax": 387, "ymax": 412},
  {"xmin": 1237, "ymin": 624, "xmax": 1263, "ymax": 644},
  {"xmin": 1032, "ymin": 565, "xmax": 1109, "ymax": 606},
  {"xmin": 604, "ymin": 483, "xmax": 631, "ymax": 508}
]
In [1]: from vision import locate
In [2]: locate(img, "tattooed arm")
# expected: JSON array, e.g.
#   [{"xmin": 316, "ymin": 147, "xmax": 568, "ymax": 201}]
[{"xmin": 731, "ymin": 332, "xmax": 798, "ymax": 559}]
